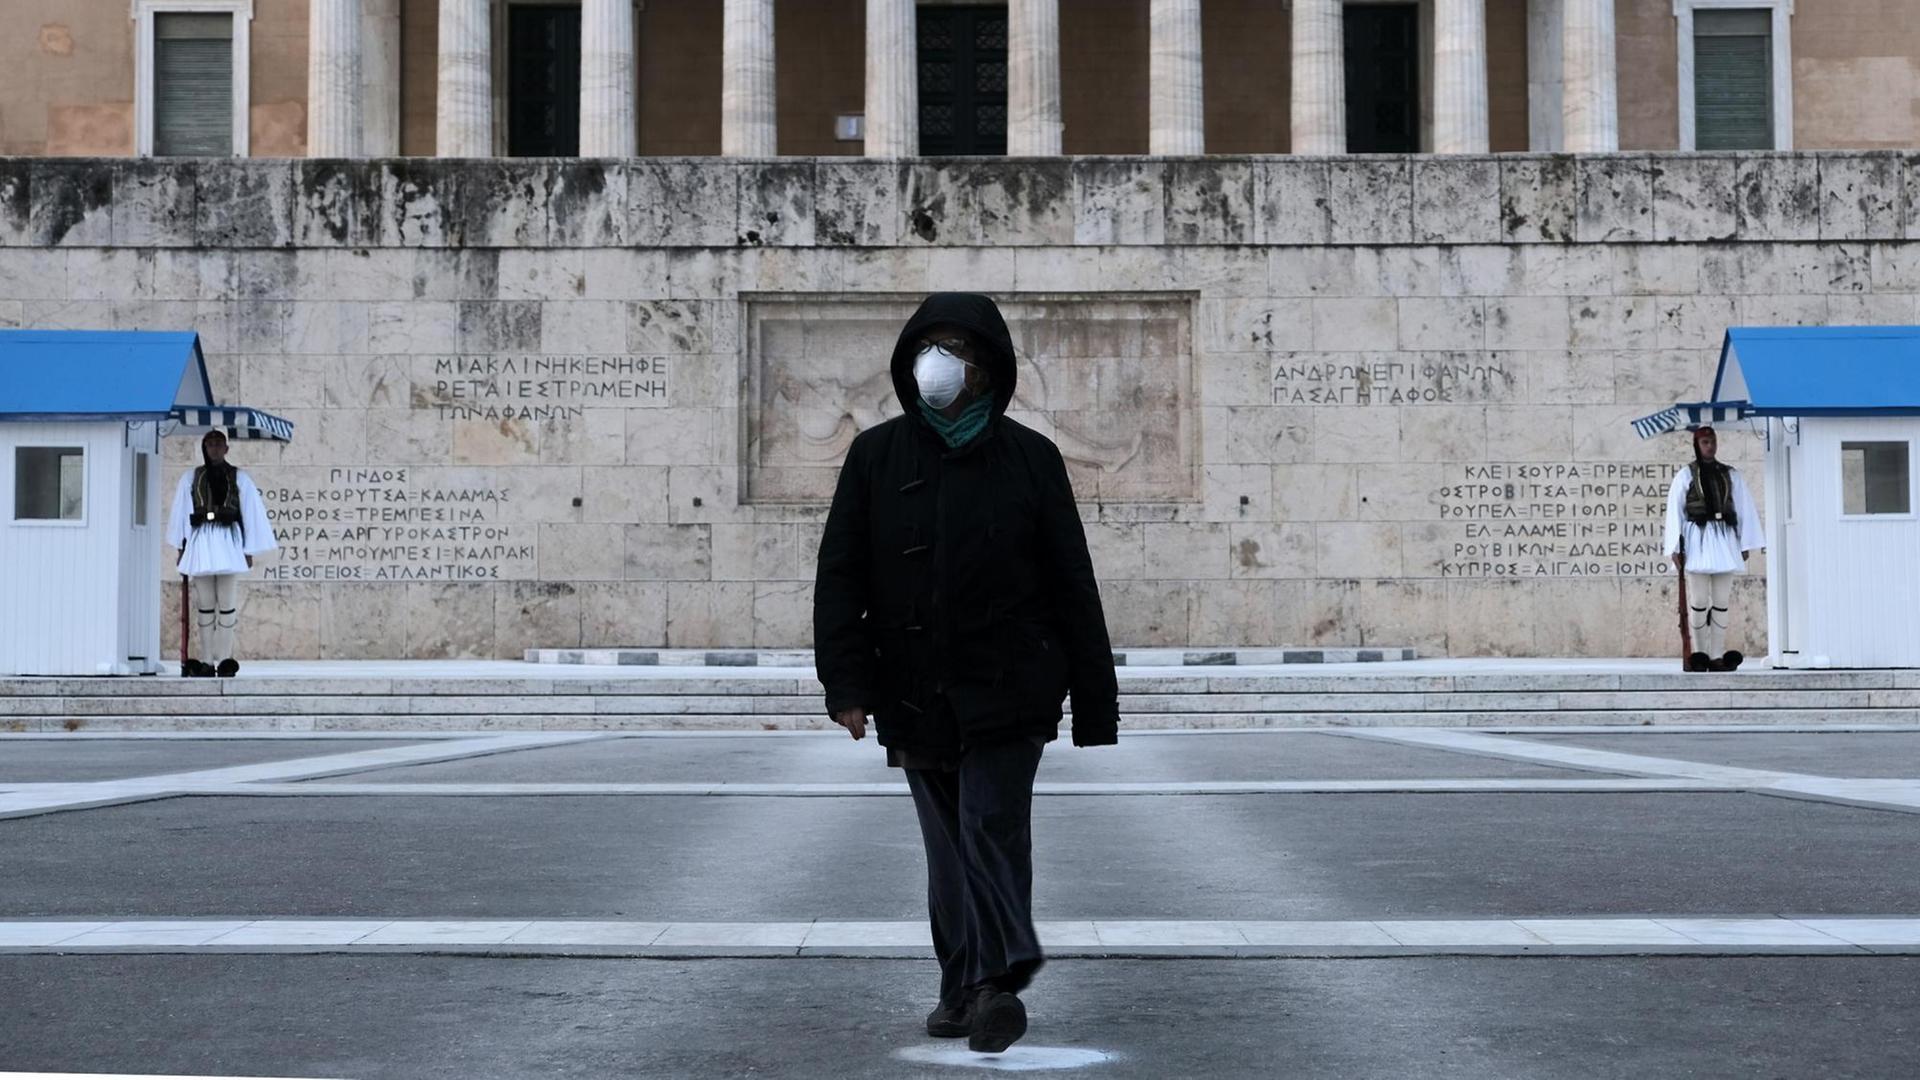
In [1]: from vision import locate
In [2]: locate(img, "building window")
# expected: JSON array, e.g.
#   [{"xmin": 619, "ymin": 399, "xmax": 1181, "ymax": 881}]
[
  {"xmin": 1693, "ymin": 10, "xmax": 1771, "ymax": 149},
  {"xmin": 1343, "ymin": 4, "xmax": 1421, "ymax": 154},
  {"xmin": 1675, "ymin": 1, "xmax": 1792, "ymax": 151},
  {"xmin": 507, "ymin": 4, "xmax": 583, "ymax": 157},
  {"xmin": 1841, "ymin": 441, "xmax": 1912, "ymax": 516},
  {"xmin": 918, "ymin": 5, "xmax": 1008, "ymax": 156},
  {"xmin": 14, "ymin": 447, "xmax": 86, "ymax": 523},
  {"xmin": 134, "ymin": 1, "xmax": 253, "ymax": 157}
]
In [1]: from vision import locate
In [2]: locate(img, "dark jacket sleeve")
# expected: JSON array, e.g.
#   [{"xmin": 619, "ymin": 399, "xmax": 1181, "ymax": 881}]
[
  {"xmin": 1035, "ymin": 440, "xmax": 1120, "ymax": 746},
  {"xmin": 814, "ymin": 433, "xmax": 876, "ymax": 716}
]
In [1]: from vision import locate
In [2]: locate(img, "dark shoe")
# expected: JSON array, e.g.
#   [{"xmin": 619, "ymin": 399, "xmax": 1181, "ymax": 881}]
[
  {"xmin": 926, "ymin": 999, "xmax": 971, "ymax": 1038},
  {"xmin": 1687, "ymin": 652, "xmax": 1712, "ymax": 673},
  {"xmin": 216, "ymin": 658, "xmax": 239, "ymax": 678},
  {"xmin": 1720, "ymin": 650, "xmax": 1744, "ymax": 672},
  {"xmin": 967, "ymin": 988, "xmax": 1027, "ymax": 1054},
  {"xmin": 182, "ymin": 659, "xmax": 216, "ymax": 678}
]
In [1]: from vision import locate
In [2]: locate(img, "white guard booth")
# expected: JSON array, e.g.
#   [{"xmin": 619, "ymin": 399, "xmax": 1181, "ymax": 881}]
[
  {"xmin": 1633, "ymin": 326, "xmax": 1920, "ymax": 669},
  {"xmin": 0, "ymin": 331, "xmax": 293, "ymax": 676}
]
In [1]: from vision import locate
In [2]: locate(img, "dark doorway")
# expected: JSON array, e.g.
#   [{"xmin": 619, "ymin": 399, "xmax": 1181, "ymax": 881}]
[
  {"xmin": 918, "ymin": 5, "xmax": 1008, "ymax": 155},
  {"xmin": 508, "ymin": 5, "xmax": 582, "ymax": 157},
  {"xmin": 1343, "ymin": 5, "xmax": 1420, "ymax": 153}
]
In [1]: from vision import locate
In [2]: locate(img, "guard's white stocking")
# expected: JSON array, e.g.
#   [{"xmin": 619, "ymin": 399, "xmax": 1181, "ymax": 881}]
[
  {"xmin": 1686, "ymin": 571, "xmax": 1732, "ymax": 657},
  {"xmin": 193, "ymin": 574, "xmax": 244, "ymax": 663}
]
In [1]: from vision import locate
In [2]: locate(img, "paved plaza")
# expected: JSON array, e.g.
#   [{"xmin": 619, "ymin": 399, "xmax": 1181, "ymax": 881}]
[{"xmin": 4, "ymin": 675, "xmax": 1920, "ymax": 1078}]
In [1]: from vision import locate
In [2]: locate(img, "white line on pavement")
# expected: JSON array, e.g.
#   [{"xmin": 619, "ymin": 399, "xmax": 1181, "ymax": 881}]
[
  {"xmin": 0, "ymin": 917, "xmax": 1904, "ymax": 955},
  {"xmin": 142, "ymin": 779, "xmax": 1748, "ymax": 798}
]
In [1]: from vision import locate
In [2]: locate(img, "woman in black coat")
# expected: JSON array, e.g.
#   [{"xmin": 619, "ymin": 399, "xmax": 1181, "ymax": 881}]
[{"xmin": 814, "ymin": 292, "xmax": 1120, "ymax": 1054}]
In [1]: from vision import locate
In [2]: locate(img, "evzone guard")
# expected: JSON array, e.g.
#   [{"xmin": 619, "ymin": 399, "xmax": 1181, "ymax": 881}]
[
  {"xmin": 165, "ymin": 430, "xmax": 278, "ymax": 677},
  {"xmin": 1662, "ymin": 425, "xmax": 1764, "ymax": 672}
]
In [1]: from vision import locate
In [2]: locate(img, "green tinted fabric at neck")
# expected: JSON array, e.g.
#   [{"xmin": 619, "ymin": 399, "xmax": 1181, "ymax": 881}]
[{"xmin": 917, "ymin": 396, "xmax": 993, "ymax": 449}]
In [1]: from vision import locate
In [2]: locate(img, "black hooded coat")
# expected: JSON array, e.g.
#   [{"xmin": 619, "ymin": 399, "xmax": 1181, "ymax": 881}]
[{"xmin": 813, "ymin": 293, "xmax": 1120, "ymax": 753}]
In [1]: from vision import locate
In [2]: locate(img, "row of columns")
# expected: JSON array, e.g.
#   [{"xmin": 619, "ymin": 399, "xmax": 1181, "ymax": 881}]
[{"xmin": 306, "ymin": 0, "xmax": 1619, "ymax": 159}]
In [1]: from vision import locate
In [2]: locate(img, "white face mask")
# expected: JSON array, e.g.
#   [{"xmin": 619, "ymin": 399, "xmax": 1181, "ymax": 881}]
[{"xmin": 913, "ymin": 345, "xmax": 970, "ymax": 409}]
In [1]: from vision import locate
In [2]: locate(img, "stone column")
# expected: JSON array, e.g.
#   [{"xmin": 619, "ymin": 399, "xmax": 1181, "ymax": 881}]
[
  {"xmin": 1008, "ymin": 0, "xmax": 1063, "ymax": 155},
  {"xmin": 581, "ymin": 0, "xmax": 638, "ymax": 156},
  {"xmin": 307, "ymin": 0, "xmax": 363, "ymax": 156},
  {"xmin": 1527, "ymin": 0, "xmax": 1565, "ymax": 151},
  {"xmin": 1149, "ymin": 0, "xmax": 1204, "ymax": 155},
  {"xmin": 1562, "ymin": 0, "xmax": 1618, "ymax": 152},
  {"xmin": 435, "ymin": 0, "xmax": 491, "ymax": 156},
  {"xmin": 722, "ymin": 0, "xmax": 778, "ymax": 156},
  {"xmin": 864, "ymin": 0, "xmax": 917, "ymax": 157},
  {"xmin": 1433, "ymin": 0, "xmax": 1489, "ymax": 152},
  {"xmin": 1289, "ymin": 0, "xmax": 1345, "ymax": 155},
  {"xmin": 361, "ymin": 0, "xmax": 401, "ymax": 155}
]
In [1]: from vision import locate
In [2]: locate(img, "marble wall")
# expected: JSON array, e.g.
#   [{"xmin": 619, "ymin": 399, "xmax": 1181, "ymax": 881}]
[{"xmin": 1, "ymin": 153, "xmax": 1915, "ymax": 658}]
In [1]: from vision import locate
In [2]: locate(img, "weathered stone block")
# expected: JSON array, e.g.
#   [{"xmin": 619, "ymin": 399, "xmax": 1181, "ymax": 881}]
[
  {"xmin": 1309, "ymin": 404, "xmax": 1397, "ymax": 464},
  {"xmin": 1518, "ymin": 349, "xmax": 1616, "ymax": 405},
  {"xmin": 1486, "ymin": 403, "xmax": 1575, "ymax": 461},
  {"xmin": 548, "ymin": 160, "xmax": 627, "ymax": 246},
  {"xmin": 1413, "ymin": 157, "xmax": 1500, "ymax": 244},
  {"xmin": 406, "ymin": 583, "xmax": 499, "ymax": 658},
  {"xmin": 815, "ymin": 160, "xmax": 902, "ymax": 246},
  {"xmin": 1272, "ymin": 463, "xmax": 1356, "ymax": 521},
  {"xmin": 1193, "ymin": 579, "xmax": 1279, "ymax": 645},
  {"xmin": 630, "ymin": 161, "xmax": 740, "ymax": 248},
  {"xmin": 368, "ymin": 299, "xmax": 459, "ymax": 353},
  {"xmin": 628, "ymin": 299, "xmax": 712, "ymax": 353},
  {"xmin": 667, "ymin": 463, "xmax": 755, "ymax": 524},
  {"xmin": 1570, "ymin": 296, "xmax": 1657, "ymax": 350},
  {"xmin": 294, "ymin": 160, "xmax": 378, "ymax": 247},
  {"xmin": 1735, "ymin": 154, "xmax": 1820, "ymax": 241},
  {"xmin": 1906, "ymin": 153, "xmax": 1920, "ymax": 239},
  {"xmin": 1072, "ymin": 158, "xmax": 1165, "ymax": 245},
  {"xmin": 752, "ymin": 581, "xmax": 813, "ymax": 646},
  {"xmin": 737, "ymin": 161, "xmax": 815, "ymax": 247},
  {"xmin": 664, "ymin": 581, "xmax": 754, "ymax": 648},
  {"xmin": 1201, "ymin": 463, "xmax": 1272, "ymax": 522},
  {"xmin": 974, "ymin": 160, "xmax": 1074, "ymax": 247},
  {"xmin": 1616, "ymin": 348, "xmax": 1713, "ymax": 405},
  {"xmin": 1316, "ymin": 522, "xmax": 1403, "ymax": 578},
  {"xmin": 1198, "ymin": 298, "xmax": 1314, "ymax": 354},
  {"xmin": 1329, "ymin": 159, "xmax": 1413, "ymax": 244},
  {"xmin": 1311, "ymin": 298, "xmax": 1398, "ymax": 351},
  {"xmin": 1512, "ymin": 245, "xmax": 1611, "ymax": 297},
  {"xmin": 1228, "ymin": 523, "xmax": 1315, "ymax": 579},
  {"xmin": 1485, "ymin": 297, "xmax": 1571, "ymax": 350},
  {"xmin": 1204, "ymin": 405, "xmax": 1313, "ymax": 465},
  {"xmin": 1575, "ymin": 155, "xmax": 1654, "ymax": 243},
  {"xmin": 1819, "ymin": 153, "xmax": 1904, "ymax": 241},
  {"xmin": 580, "ymin": 582, "xmax": 668, "ymax": 647},
  {"xmin": 497, "ymin": 582, "xmax": 582, "ymax": 653},
  {"xmin": 1653, "ymin": 294, "xmax": 1739, "ymax": 350},
  {"xmin": 626, "ymin": 408, "xmax": 730, "ymax": 466},
  {"xmin": 1084, "ymin": 523, "xmax": 1145, "ymax": 580},
  {"xmin": 112, "ymin": 160, "xmax": 197, "ymax": 247},
  {"xmin": 285, "ymin": 300, "xmax": 372, "ymax": 354},
  {"xmin": 457, "ymin": 300, "xmax": 542, "ymax": 352},
  {"xmin": 1737, "ymin": 293, "xmax": 1830, "ymax": 327},
  {"xmin": 1611, "ymin": 245, "xmax": 1701, "ymax": 295},
  {"xmin": 1651, "ymin": 156, "xmax": 1736, "ymax": 242},
  {"xmin": 30, "ymin": 160, "xmax": 113, "ymax": 246},
  {"xmin": 410, "ymin": 249, "xmax": 499, "ymax": 301},
  {"xmin": 538, "ymin": 523, "xmax": 626, "ymax": 582},
  {"xmin": 499, "ymin": 249, "xmax": 585, "ymax": 301},
  {"xmin": 1353, "ymin": 462, "xmax": 1443, "ymax": 520},
  {"xmin": 581, "ymin": 248, "xmax": 671, "ymax": 299},
  {"xmin": 1397, "ymin": 298, "xmax": 1486, "ymax": 351},
  {"xmin": 1098, "ymin": 580, "xmax": 1190, "ymax": 647},
  {"xmin": 1269, "ymin": 246, "xmax": 1384, "ymax": 298},
  {"xmin": 194, "ymin": 160, "xmax": 294, "ymax": 248},
  {"xmin": 66, "ymin": 249, "xmax": 153, "ymax": 302},
  {"xmin": 538, "ymin": 300, "xmax": 627, "ymax": 354},
  {"xmin": 1828, "ymin": 293, "xmax": 1919, "ymax": 325},
  {"xmin": 1500, "ymin": 156, "xmax": 1575, "ymax": 243},
  {"xmin": 1397, "ymin": 406, "xmax": 1486, "ymax": 462},
  {"xmin": 1165, "ymin": 158, "xmax": 1256, "ymax": 245},
  {"xmin": 377, "ymin": 160, "xmax": 461, "ymax": 247},
  {"xmin": 1256, "ymin": 159, "xmax": 1332, "ymax": 245},
  {"xmin": 462, "ymin": 160, "xmax": 552, "ymax": 247},
  {"xmin": 0, "ymin": 160, "xmax": 29, "ymax": 246}
]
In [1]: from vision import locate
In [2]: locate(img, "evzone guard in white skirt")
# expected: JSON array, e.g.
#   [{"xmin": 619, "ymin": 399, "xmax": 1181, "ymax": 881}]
[
  {"xmin": 1662, "ymin": 425, "xmax": 1764, "ymax": 672},
  {"xmin": 165, "ymin": 431, "xmax": 278, "ymax": 677}
]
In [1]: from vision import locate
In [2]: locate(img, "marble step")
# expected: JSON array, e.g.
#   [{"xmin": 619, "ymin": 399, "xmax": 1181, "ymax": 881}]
[
  {"xmin": 8, "ymin": 707, "xmax": 1920, "ymax": 734},
  {"xmin": 526, "ymin": 647, "xmax": 1421, "ymax": 667}
]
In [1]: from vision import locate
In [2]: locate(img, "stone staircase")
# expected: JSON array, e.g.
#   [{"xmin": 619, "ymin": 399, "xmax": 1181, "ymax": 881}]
[{"xmin": 3, "ymin": 668, "xmax": 1918, "ymax": 733}]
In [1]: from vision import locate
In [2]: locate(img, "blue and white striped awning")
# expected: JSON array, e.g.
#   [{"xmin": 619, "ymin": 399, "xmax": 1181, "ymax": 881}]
[
  {"xmin": 167, "ymin": 405, "xmax": 296, "ymax": 443},
  {"xmin": 1630, "ymin": 401, "xmax": 1751, "ymax": 439}
]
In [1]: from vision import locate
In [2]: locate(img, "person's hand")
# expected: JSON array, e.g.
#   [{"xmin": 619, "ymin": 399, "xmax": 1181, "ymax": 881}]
[{"xmin": 831, "ymin": 708, "xmax": 869, "ymax": 740}]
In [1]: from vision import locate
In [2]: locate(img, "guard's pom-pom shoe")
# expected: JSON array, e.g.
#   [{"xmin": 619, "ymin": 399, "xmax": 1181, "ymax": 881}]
[
  {"xmin": 926, "ymin": 999, "xmax": 971, "ymax": 1038},
  {"xmin": 968, "ymin": 988, "xmax": 1027, "ymax": 1054},
  {"xmin": 216, "ymin": 658, "xmax": 239, "ymax": 678},
  {"xmin": 182, "ymin": 658, "xmax": 216, "ymax": 678},
  {"xmin": 1720, "ymin": 650, "xmax": 1744, "ymax": 672},
  {"xmin": 1687, "ymin": 652, "xmax": 1713, "ymax": 673}
]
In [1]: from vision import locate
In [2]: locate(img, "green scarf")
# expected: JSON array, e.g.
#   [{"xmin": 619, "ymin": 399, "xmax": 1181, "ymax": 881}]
[{"xmin": 918, "ymin": 396, "xmax": 994, "ymax": 449}]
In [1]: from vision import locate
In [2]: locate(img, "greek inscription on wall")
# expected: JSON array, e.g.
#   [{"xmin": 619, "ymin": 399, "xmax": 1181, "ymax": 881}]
[
  {"xmin": 412, "ymin": 355, "xmax": 671, "ymax": 421},
  {"xmin": 1271, "ymin": 355, "xmax": 1520, "ymax": 406},
  {"xmin": 1433, "ymin": 463, "xmax": 1672, "ymax": 578},
  {"xmin": 262, "ymin": 468, "xmax": 534, "ymax": 582}
]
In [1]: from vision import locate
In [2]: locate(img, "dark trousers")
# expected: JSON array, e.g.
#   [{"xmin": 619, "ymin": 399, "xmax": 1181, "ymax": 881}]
[{"xmin": 903, "ymin": 737, "xmax": 1047, "ymax": 1007}]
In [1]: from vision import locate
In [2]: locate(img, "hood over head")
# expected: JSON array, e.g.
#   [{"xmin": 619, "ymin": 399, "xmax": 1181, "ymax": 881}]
[{"xmin": 890, "ymin": 293, "xmax": 1018, "ymax": 425}]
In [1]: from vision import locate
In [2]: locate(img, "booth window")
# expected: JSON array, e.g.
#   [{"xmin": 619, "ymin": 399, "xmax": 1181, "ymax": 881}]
[
  {"xmin": 1841, "ymin": 441, "xmax": 1912, "ymax": 516},
  {"xmin": 14, "ymin": 447, "xmax": 85, "ymax": 522},
  {"xmin": 133, "ymin": 453, "xmax": 152, "ymax": 527}
]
